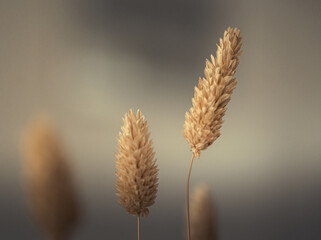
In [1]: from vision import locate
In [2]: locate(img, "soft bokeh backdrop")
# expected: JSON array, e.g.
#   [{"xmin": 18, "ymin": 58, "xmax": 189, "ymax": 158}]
[{"xmin": 1, "ymin": 0, "xmax": 321, "ymax": 239}]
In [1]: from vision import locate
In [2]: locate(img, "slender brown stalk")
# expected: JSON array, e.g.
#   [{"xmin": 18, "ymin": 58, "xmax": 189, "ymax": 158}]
[
  {"xmin": 186, "ymin": 154, "xmax": 195, "ymax": 240},
  {"xmin": 137, "ymin": 215, "xmax": 140, "ymax": 240}
]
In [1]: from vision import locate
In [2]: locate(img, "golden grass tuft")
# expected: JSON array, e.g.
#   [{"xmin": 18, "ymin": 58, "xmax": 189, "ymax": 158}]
[
  {"xmin": 115, "ymin": 109, "xmax": 159, "ymax": 218},
  {"xmin": 22, "ymin": 118, "xmax": 80, "ymax": 240},
  {"xmin": 183, "ymin": 27, "xmax": 242, "ymax": 158},
  {"xmin": 190, "ymin": 184, "xmax": 216, "ymax": 240}
]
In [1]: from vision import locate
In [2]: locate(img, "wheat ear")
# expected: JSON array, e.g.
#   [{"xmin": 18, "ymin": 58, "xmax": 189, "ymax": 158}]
[
  {"xmin": 190, "ymin": 184, "xmax": 216, "ymax": 240},
  {"xmin": 22, "ymin": 118, "xmax": 80, "ymax": 240},
  {"xmin": 115, "ymin": 109, "xmax": 159, "ymax": 240},
  {"xmin": 183, "ymin": 27, "xmax": 242, "ymax": 240}
]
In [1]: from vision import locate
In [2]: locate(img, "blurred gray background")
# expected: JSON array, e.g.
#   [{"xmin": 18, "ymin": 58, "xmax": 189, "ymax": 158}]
[{"xmin": 1, "ymin": 0, "xmax": 321, "ymax": 239}]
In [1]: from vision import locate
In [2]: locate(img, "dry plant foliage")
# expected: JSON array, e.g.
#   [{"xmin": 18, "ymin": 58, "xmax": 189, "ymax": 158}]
[
  {"xmin": 183, "ymin": 27, "xmax": 242, "ymax": 158},
  {"xmin": 190, "ymin": 185, "xmax": 216, "ymax": 240},
  {"xmin": 115, "ymin": 109, "xmax": 159, "ymax": 217},
  {"xmin": 22, "ymin": 119, "xmax": 79, "ymax": 240}
]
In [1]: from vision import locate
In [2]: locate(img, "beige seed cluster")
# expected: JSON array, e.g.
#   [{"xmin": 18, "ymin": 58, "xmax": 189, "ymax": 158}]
[
  {"xmin": 190, "ymin": 185, "xmax": 216, "ymax": 240},
  {"xmin": 115, "ymin": 109, "xmax": 159, "ymax": 217},
  {"xmin": 183, "ymin": 27, "xmax": 242, "ymax": 158},
  {"xmin": 22, "ymin": 119, "xmax": 79, "ymax": 240}
]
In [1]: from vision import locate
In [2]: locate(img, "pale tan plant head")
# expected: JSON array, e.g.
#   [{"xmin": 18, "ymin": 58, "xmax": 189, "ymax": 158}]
[
  {"xmin": 22, "ymin": 118, "xmax": 80, "ymax": 240},
  {"xmin": 115, "ymin": 109, "xmax": 159, "ymax": 217},
  {"xmin": 183, "ymin": 27, "xmax": 242, "ymax": 158},
  {"xmin": 190, "ymin": 184, "xmax": 216, "ymax": 240}
]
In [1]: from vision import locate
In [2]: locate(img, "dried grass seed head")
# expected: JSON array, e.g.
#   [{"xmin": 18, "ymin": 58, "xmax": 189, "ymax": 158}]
[
  {"xmin": 183, "ymin": 27, "xmax": 242, "ymax": 158},
  {"xmin": 115, "ymin": 109, "xmax": 159, "ymax": 217}
]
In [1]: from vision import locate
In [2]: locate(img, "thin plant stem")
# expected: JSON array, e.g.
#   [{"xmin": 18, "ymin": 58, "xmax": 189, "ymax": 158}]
[
  {"xmin": 186, "ymin": 154, "xmax": 195, "ymax": 240},
  {"xmin": 138, "ymin": 215, "xmax": 140, "ymax": 240}
]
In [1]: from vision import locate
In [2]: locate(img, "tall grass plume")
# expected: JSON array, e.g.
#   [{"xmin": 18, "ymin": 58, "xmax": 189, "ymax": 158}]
[
  {"xmin": 183, "ymin": 27, "xmax": 242, "ymax": 240},
  {"xmin": 115, "ymin": 109, "xmax": 159, "ymax": 240}
]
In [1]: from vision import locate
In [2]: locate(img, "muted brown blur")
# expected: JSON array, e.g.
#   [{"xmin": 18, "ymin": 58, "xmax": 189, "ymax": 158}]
[{"xmin": 22, "ymin": 118, "xmax": 80, "ymax": 240}]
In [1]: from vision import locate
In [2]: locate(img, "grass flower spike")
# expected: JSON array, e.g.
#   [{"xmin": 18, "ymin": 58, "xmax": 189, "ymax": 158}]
[
  {"xmin": 183, "ymin": 27, "xmax": 242, "ymax": 159},
  {"xmin": 183, "ymin": 27, "xmax": 242, "ymax": 240},
  {"xmin": 115, "ymin": 109, "xmax": 159, "ymax": 240},
  {"xmin": 22, "ymin": 118, "xmax": 80, "ymax": 240}
]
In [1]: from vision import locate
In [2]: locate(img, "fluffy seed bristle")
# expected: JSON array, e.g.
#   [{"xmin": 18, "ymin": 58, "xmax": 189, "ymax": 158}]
[
  {"xmin": 22, "ymin": 118, "xmax": 80, "ymax": 240},
  {"xmin": 183, "ymin": 27, "xmax": 242, "ymax": 158},
  {"xmin": 115, "ymin": 109, "xmax": 159, "ymax": 217},
  {"xmin": 190, "ymin": 184, "xmax": 216, "ymax": 240}
]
